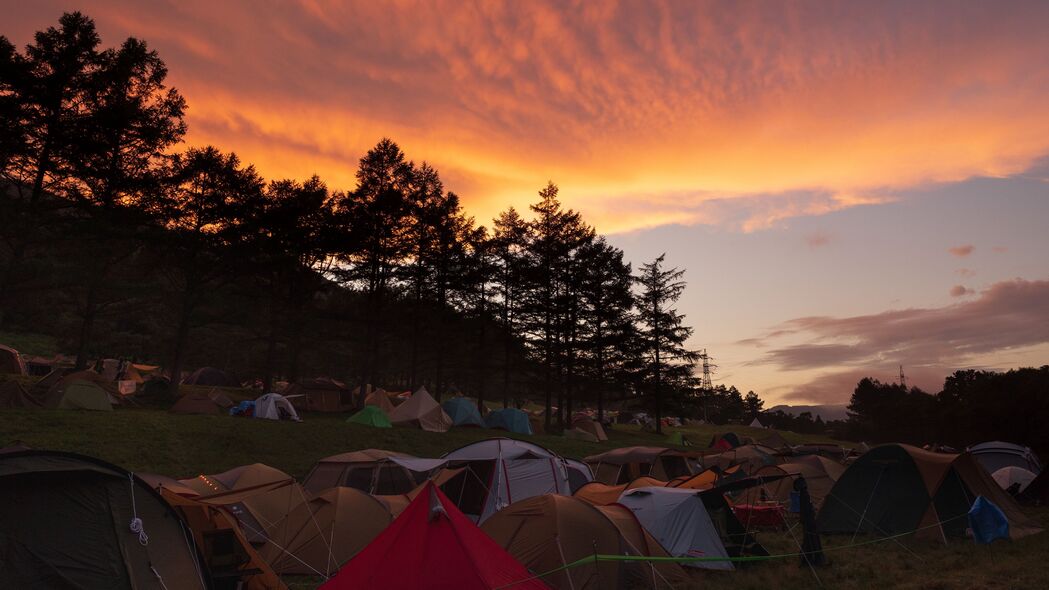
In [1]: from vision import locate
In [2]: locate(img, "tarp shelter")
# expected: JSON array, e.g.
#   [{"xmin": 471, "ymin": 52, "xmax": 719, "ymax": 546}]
[
  {"xmin": 180, "ymin": 463, "xmax": 315, "ymax": 573},
  {"xmin": 442, "ymin": 397, "xmax": 485, "ymax": 427},
  {"xmin": 571, "ymin": 415, "xmax": 608, "ymax": 441},
  {"xmin": 364, "ymin": 388, "xmax": 395, "ymax": 414},
  {"xmin": 574, "ymin": 476, "xmax": 667, "ymax": 506},
  {"xmin": 320, "ymin": 481, "xmax": 547, "ymax": 590},
  {"xmin": 388, "ymin": 386, "xmax": 453, "ymax": 432},
  {"xmin": 42, "ymin": 370, "xmax": 119, "ymax": 411},
  {"xmin": 441, "ymin": 438, "xmax": 571, "ymax": 522},
  {"xmin": 0, "ymin": 344, "xmax": 26, "ymax": 375},
  {"xmin": 284, "ymin": 377, "xmax": 354, "ymax": 412},
  {"xmin": 585, "ymin": 446, "xmax": 693, "ymax": 485},
  {"xmin": 170, "ymin": 392, "xmax": 223, "ymax": 415},
  {"xmin": 159, "ymin": 487, "xmax": 286, "ymax": 590},
  {"xmin": 347, "ymin": 405, "xmax": 392, "ymax": 428},
  {"xmin": 0, "ymin": 380, "xmax": 41, "ymax": 409},
  {"xmin": 564, "ymin": 458, "xmax": 595, "ymax": 493},
  {"xmin": 0, "ymin": 451, "xmax": 207, "ymax": 589},
  {"xmin": 992, "ymin": 466, "xmax": 1037, "ymax": 494},
  {"xmin": 480, "ymin": 494, "xmax": 690, "ymax": 590},
  {"xmin": 183, "ymin": 366, "xmax": 238, "ymax": 386},
  {"xmin": 619, "ymin": 486, "xmax": 733, "ymax": 570},
  {"xmin": 255, "ymin": 393, "xmax": 301, "ymax": 421},
  {"xmin": 818, "ymin": 444, "xmax": 1041, "ymax": 542},
  {"xmin": 271, "ymin": 487, "xmax": 393, "ymax": 576},
  {"xmin": 484, "ymin": 408, "xmax": 533, "ymax": 434},
  {"xmin": 969, "ymin": 441, "xmax": 1042, "ymax": 475},
  {"xmin": 303, "ymin": 449, "xmax": 422, "ymax": 495}
]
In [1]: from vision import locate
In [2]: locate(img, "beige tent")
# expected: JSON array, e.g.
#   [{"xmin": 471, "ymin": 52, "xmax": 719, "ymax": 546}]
[
  {"xmin": 388, "ymin": 386, "xmax": 453, "ymax": 432},
  {"xmin": 180, "ymin": 464, "xmax": 316, "ymax": 572},
  {"xmin": 480, "ymin": 494, "xmax": 690, "ymax": 590},
  {"xmin": 585, "ymin": 447, "xmax": 693, "ymax": 484},
  {"xmin": 571, "ymin": 415, "xmax": 608, "ymax": 441},
  {"xmin": 302, "ymin": 449, "xmax": 420, "ymax": 495},
  {"xmin": 271, "ymin": 487, "xmax": 393, "ymax": 576},
  {"xmin": 0, "ymin": 380, "xmax": 42, "ymax": 409},
  {"xmin": 364, "ymin": 388, "xmax": 395, "ymax": 414},
  {"xmin": 736, "ymin": 462, "xmax": 839, "ymax": 509},
  {"xmin": 170, "ymin": 392, "xmax": 223, "ymax": 415},
  {"xmin": 285, "ymin": 377, "xmax": 353, "ymax": 412}
]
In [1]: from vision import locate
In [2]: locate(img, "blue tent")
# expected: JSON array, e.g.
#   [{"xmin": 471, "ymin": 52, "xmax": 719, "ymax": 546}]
[
  {"xmin": 442, "ymin": 397, "xmax": 485, "ymax": 427},
  {"xmin": 485, "ymin": 408, "xmax": 533, "ymax": 435}
]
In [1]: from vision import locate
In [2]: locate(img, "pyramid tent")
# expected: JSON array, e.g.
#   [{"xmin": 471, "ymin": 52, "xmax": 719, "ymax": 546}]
[
  {"xmin": 749, "ymin": 417, "xmax": 765, "ymax": 429},
  {"xmin": 388, "ymin": 387, "xmax": 452, "ymax": 432},
  {"xmin": 347, "ymin": 405, "xmax": 392, "ymax": 428},
  {"xmin": 364, "ymin": 388, "xmax": 395, "ymax": 413},
  {"xmin": 442, "ymin": 397, "xmax": 485, "ymax": 427},
  {"xmin": 0, "ymin": 380, "xmax": 41, "ymax": 409},
  {"xmin": 320, "ymin": 481, "xmax": 546, "ymax": 590}
]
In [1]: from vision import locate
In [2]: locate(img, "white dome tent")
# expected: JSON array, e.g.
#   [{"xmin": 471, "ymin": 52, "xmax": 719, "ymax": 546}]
[{"xmin": 255, "ymin": 392, "xmax": 301, "ymax": 421}]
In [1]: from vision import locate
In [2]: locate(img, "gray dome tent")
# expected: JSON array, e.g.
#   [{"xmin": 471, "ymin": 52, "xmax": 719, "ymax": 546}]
[{"xmin": 0, "ymin": 450, "xmax": 207, "ymax": 589}]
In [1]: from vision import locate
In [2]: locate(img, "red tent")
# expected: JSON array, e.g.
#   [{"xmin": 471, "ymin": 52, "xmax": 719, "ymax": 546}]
[{"xmin": 321, "ymin": 481, "xmax": 548, "ymax": 590}]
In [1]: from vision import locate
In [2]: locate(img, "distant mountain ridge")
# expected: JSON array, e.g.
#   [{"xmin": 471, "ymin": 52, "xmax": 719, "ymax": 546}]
[{"xmin": 767, "ymin": 404, "xmax": 849, "ymax": 422}]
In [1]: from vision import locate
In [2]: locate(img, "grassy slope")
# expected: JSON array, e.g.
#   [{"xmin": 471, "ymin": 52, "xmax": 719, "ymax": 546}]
[{"xmin": 1, "ymin": 401, "xmax": 1046, "ymax": 589}]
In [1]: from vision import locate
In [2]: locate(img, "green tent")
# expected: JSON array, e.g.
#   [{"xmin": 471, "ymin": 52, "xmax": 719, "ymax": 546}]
[
  {"xmin": 666, "ymin": 432, "xmax": 694, "ymax": 447},
  {"xmin": 43, "ymin": 371, "xmax": 116, "ymax": 411},
  {"xmin": 0, "ymin": 451, "xmax": 207, "ymax": 589},
  {"xmin": 348, "ymin": 405, "xmax": 392, "ymax": 428}
]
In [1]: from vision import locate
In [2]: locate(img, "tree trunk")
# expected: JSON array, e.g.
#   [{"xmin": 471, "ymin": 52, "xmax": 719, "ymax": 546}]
[
  {"xmin": 74, "ymin": 281, "xmax": 99, "ymax": 370},
  {"xmin": 168, "ymin": 283, "xmax": 197, "ymax": 397}
]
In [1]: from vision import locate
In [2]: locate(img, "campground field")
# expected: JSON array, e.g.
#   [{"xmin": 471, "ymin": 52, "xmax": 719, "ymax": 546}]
[{"xmin": 3, "ymin": 400, "xmax": 1048, "ymax": 589}]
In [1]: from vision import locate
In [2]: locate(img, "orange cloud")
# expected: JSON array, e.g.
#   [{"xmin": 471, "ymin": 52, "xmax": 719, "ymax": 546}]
[
  {"xmin": 7, "ymin": 1, "xmax": 1049, "ymax": 232},
  {"xmin": 949, "ymin": 245, "xmax": 975, "ymax": 257}
]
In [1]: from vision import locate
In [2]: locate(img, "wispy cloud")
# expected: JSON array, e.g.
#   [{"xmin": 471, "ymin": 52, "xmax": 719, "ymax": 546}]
[
  {"xmin": 949, "ymin": 285, "xmax": 975, "ymax": 297},
  {"xmin": 7, "ymin": 1, "xmax": 1049, "ymax": 232},
  {"xmin": 949, "ymin": 245, "xmax": 975, "ymax": 257}
]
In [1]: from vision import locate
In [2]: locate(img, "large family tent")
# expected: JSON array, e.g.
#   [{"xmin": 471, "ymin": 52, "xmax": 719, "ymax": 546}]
[
  {"xmin": 169, "ymin": 392, "xmax": 223, "ymax": 415},
  {"xmin": 618, "ymin": 486, "xmax": 733, "ymax": 570},
  {"xmin": 441, "ymin": 438, "xmax": 572, "ymax": 522},
  {"xmin": 483, "ymin": 407, "xmax": 533, "ymax": 434},
  {"xmin": 42, "ymin": 370, "xmax": 119, "ymax": 410},
  {"xmin": 255, "ymin": 393, "xmax": 301, "ymax": 421},
  {"xmin": 0, "ymin": 451, "xmax": 207, "ymax": 589},
  {"xmin": 303, "ymin": 449, "xmax": 423, "ymax": 495},
  {"xmin": 0, "ymin": 380, "xmax": 41, "ymax": 408},
  {"xmin": 0, "ymin": 344, "xmax": 26, "ymax": 375},
  {"xmin": 442, "ymin": 396, "xmax": 485, "ymax": 427},
  {"xmin": 968, "ymin": 441, "xmax": 1042, "ymax": 475},
  {"xmin": 818, "ymin": 444, "xmax": 1041, "ymax": 541},
  {"xmin": 736, "ymin": 460, "xmax": 840, "ymax": 509},
  {"xmin": 180, "ymin": 463, "xmax": 315, "ymax": 570},
  {"xmin": 480, "ymin": 494, "xmax": 690, "ymax": 590},
  {"xmin": 158, "ymin": 487, "xmax": 285, "ymax": 590},
  {"xmin": 585, "ymin": 446, "xmax": 693, "ymax": 485},
  {"xmin": 388, "ymin": 386, "xmax": 453, "ymax": 432},
  {"xmin": 269, "ymin": 487, "xmax": 393, "ymax": 576},
  {"xmin": 284, "ymin": 377, "xmax": 354, "ymax": 412},
  {"xmin": 320, "ymin": 482, "xmax": 546, "ymax": 590},
  {"xmin": 183, "ymin": 366, "xmax": 238, "ymax": 386},
  {"xmin": 347, "ymin": 405, "xmax": 392, "ymax": 428}
]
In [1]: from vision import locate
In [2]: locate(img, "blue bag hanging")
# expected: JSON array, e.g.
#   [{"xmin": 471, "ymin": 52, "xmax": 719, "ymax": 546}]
[{"xmin": 968, "ymin": 496, "xmax": 1009, "ymax": 544}]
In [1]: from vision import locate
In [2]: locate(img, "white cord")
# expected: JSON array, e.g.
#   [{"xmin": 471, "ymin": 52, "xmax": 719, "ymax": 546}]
[{"xmin": 129, "ymin": 473, "xmax": 149, "ymax": 546}]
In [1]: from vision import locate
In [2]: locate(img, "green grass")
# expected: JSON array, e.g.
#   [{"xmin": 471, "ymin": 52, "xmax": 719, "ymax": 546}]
[
  {"xmin": 0, "ymin": 402, "xmax": 1044, "ymax": 589},
  {"xmin": 0, "ymin": 330, "xmax": 60, "ymax": 357}
]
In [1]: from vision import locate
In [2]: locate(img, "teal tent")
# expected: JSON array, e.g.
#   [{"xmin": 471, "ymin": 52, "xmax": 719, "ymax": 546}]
[
  {"xmin": 348, "ymin": 406, "xmax": 392, "ymax": 428},
  {"xmin": 442, "ymin": 397, "xmax": 484, "ymax": 427},
  {"xmin": 485, "ymin": 408, "xmax": 533, "ymax": 435}
]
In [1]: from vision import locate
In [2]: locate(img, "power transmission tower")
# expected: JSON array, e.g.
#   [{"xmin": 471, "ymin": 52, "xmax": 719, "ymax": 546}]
[
  {"xmin": 899, "ymin": 365, "xmax": 907, "ymax": 389},
  {"xmin": 697, "ymin": 349, "xmax": 717, "ymax": 422}
]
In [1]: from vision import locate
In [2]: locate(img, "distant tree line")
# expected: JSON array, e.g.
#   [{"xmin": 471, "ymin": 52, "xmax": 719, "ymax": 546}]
[
  {"xmin": 840, "ymin": 367, "xmax": 1049, "ymax": 457},
  {"xmin": 0, "ymin": 12, "xmax": 708, "ymax": 432}
]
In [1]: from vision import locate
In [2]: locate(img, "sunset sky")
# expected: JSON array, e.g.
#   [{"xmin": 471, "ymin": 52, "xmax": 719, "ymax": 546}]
[{"xmin": 8, "ymin": 1, "xmax": 1049, "ymax": 405}]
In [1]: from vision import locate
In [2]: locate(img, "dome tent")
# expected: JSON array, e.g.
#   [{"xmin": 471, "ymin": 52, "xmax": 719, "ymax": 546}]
[
  {"xmin": 442, "ymin": 396, "xmax": 485, "ymax": 427},
  {"xmin": 303, "ymin": 449, "xmax": 422, "ymax": 495},
  {"xmin": 484, "ymin": 408, "xmax": 533, "ymax": 434},
  {"xmin": 182, "ymin": 366, "xmax": 238, "ymax": 386},
  {"xmin": 618, "ymin": 486, "xmax": 733, "ymax": 570},
  {"xmin": 348, "ymin": 405, "xmax": 392, "ymax": 428},
  {"xmin": 255, "ymin": 392, "xmax": 300, "ymax": 421},
  {"xmin": 0, "ymin": 450, "xmax": 207, "ymax": 589},
  {"xmin": 42, "ymin": 370, "xmax": 119, "ymax": 411}
]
